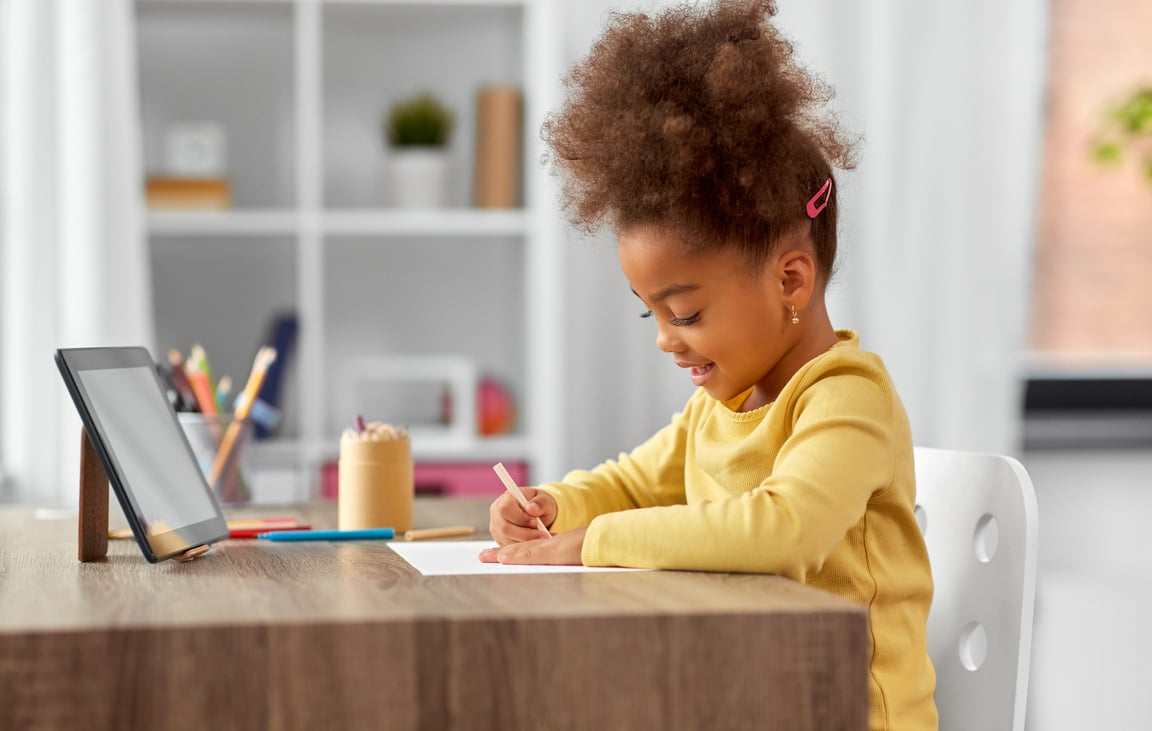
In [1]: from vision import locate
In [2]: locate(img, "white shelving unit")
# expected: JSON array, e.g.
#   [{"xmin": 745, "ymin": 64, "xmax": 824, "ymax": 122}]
[{"xmin": 138, "ymin": 0, "xmax": 564, "ymax": 498}]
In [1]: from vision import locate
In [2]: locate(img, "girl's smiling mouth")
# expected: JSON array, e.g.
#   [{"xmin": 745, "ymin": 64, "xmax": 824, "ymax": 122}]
[{"xmin": 678, "ymin": 361, "xmax": 715, "ymax": 386}]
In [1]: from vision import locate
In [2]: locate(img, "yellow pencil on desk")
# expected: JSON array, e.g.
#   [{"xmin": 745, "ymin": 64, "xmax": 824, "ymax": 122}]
[
  {"xmin": 493, "ymin": 462, "xmax": 549, "ymax": 537},
  {"xmin": 404, "ymin": 526, "xmax": 475, "ymax": 541}
]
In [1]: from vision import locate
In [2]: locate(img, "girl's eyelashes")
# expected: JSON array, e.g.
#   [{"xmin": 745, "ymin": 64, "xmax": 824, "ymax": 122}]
[{"xmin": 638, "ymin": 309, "xmax": 699, "ymax": 326}]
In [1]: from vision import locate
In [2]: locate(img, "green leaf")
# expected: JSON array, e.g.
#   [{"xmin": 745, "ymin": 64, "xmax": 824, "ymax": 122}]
[
  {"xmin": 1091, "ymin": 88, "xmax": 1152, "ymax": 187},
  {"xmin": 1115, "ymin": 88, "xmax": 1152, "ymax": 133},
  {"xmin": 1093, "ymin": 141, "xmax": 1122, "ymax": 163}
]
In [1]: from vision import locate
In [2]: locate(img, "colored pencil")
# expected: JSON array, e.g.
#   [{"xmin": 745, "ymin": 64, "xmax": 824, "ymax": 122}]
[
  {"xmin": 493, "ymin": 462, "xmax": 549, "ymax": 537},
  {"xmin": 208, "ymin": 346, "xmax": 277, "ymax": 491},
  {"xmin": 229, "ymin": 525, "xmax": 310, "ymax": 539},
  {"xmin": 256, "ymin": 528, "xmax": 394, "ymax": 542},
  {"xmin": 215, "ymin": 375, "xmax": 232, "ymax": 412},
  {"xmin": 189, "ymin": 344, "xmax": 217, "ymax": 398},
  {"xmin": 184, "ymin": 362, "xmax": 219, "ymax": 418},
  {"xmin": 403, "ymin": 526, "xmax": 476, "ymax": 541}
]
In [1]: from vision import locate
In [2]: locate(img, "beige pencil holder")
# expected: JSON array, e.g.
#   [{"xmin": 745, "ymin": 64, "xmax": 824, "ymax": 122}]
[{"xmin": 337, "ymin": 431, "xmax": 413, "ymax": 532}]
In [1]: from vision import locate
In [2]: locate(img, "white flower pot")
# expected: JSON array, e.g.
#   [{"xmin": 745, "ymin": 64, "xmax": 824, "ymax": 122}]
[{"xmin": 386, "ymin": 148, "xmax": 449, "ymax": 208}]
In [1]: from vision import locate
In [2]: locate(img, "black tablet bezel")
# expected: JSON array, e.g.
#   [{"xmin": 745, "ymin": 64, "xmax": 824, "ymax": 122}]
[{"xmin": 55, "ymin": 346, "xmax": 228, "ymax": 563}]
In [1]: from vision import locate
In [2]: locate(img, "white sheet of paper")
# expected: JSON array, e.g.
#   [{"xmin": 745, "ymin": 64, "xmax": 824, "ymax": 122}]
[{"xmin": 389, "ymin": 540, "xmax": 648, "ymax": 576}]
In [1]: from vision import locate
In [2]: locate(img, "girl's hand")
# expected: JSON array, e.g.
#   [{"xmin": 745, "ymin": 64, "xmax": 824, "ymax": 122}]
[
  {"xmin": 479, "ymin": 527, "xmax": 587, "ymax": 566},
  {"xmin": 488, "ymin": 487, "xmax": 557, "ymax": 545}
]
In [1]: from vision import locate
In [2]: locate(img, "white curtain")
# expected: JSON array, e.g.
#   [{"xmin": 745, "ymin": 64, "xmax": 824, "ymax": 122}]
[
  {"xmin": 775, "ymin": 0, "xmax": 1050, "ymax": 457},
  {"xmin": 557, "ymin": 1, "xmax": 1050, "ymax": 474},
  {"xmin": 0, "ymin": 0, "xmax": 152, "ymax": 506}
]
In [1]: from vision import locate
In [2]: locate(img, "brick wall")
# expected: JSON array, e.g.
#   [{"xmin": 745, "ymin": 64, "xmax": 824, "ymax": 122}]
[{"xmin": 1030, "ymin": 0, "xmax": 1152, "ymax": 359}]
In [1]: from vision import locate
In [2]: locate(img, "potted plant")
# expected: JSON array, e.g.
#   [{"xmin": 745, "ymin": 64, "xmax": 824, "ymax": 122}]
[{"xmin": 383, "ymin": 93, "xmax": 455, "ymax": 208}]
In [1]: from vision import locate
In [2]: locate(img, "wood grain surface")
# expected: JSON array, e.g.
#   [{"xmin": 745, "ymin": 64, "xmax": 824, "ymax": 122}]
[{"xmin": 0, "ymin": 498, "xmax": 868, "ymax": 730}]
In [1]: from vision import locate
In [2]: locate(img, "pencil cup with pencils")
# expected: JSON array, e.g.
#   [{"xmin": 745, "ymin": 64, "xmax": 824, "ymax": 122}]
[
  {"xmin": 338, "ymin": 422, "xmax": 413, "ymax": 533},
  {"xmin": 179, "ymin": 413, "xmax": 253, "ymax": 504}
]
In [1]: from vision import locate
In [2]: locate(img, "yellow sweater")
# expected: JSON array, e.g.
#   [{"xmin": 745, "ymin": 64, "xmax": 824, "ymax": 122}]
[{"xmin": 538, "ymin": 330, "xmax": 938, "ymax": 730}]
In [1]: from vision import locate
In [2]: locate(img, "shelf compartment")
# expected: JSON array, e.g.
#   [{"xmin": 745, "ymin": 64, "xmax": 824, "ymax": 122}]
[
  {"xmin": 137, "ymin": 1, "xmax": 297, "ymax": 209},
  {"xmin": 321, "ymin": 235, "xmax": 526, "ymax": 440},
  {"xmin": 321, "ymin": 2, "xmax": 524, "ymax": 208},
  {"xmin": 151, "ymin": 235, "xmax": 300, "ymax": 436}
]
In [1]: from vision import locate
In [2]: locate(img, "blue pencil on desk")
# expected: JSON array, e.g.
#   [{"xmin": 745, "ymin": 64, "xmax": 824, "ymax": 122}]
[{"xmin": 257, "ymin": 528, "xmax": 395, "ymax": 541}]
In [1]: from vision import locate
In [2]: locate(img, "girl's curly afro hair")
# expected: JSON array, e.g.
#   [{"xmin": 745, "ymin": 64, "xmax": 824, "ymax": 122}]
[{"xmin": 542, "ymin": 0, "xmax": 857, "ymax": 280}]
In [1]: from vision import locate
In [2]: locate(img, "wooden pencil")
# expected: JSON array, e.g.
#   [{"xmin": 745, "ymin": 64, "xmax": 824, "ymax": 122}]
[
  {"xmin": 404, "ymin": 526, "xmax": 476, "ymax": 541},
  {"xmin": 493, "ymin": 462, "xmax": 549, "ymax": 537},
  {"xmin": 208, "ymin": 347, "xmax": 276, "ymax": 490}
]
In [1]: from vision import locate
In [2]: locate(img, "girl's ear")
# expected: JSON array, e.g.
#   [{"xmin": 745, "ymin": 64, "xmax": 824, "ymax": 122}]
[{"xmin": 774, "ymin": 248, "xmax": 817, "ymax": 307}]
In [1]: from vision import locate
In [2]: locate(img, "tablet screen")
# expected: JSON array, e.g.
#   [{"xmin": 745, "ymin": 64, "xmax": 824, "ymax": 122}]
[
  {"xmin": 77, "ymin": 365, "xmax": 220, "ymax": 534},
  {"xmin": 56, "ymin": 347, "xmax": 227, "ymax": 562}
]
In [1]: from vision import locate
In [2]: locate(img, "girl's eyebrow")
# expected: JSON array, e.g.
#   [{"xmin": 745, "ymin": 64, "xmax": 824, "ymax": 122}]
[{"xmin": 630, "ymin": 284, "xmax": 700, "ymax": 303}]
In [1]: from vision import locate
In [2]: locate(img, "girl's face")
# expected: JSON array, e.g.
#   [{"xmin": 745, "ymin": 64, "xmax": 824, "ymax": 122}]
[{"xmin": 619, "ymin": 226, "xmax": 804, "ymax": 410}]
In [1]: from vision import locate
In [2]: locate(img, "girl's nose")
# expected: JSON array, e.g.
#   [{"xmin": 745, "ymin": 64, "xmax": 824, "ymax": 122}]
[{"xmin": 656, "ymin": 323, "xmax": 683, "ymax": 354}]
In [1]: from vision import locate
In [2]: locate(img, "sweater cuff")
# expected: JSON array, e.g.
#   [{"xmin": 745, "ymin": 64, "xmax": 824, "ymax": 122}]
[
  {"xmin": 579, "ymin": 515, "xmax": 610, "ymax": 567},
  {"xmin": 535, "ymin": 483, "xmax": 588, "ymax": 534}
]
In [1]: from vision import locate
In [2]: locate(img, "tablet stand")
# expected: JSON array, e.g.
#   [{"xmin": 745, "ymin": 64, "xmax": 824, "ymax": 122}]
[
  {"xmin": 78, "ymin": 428, "xmax": 109, "ymax": 561},
  {"xmin": 77, "ymin": 428, "xmax": 211, "ymax": 563}
]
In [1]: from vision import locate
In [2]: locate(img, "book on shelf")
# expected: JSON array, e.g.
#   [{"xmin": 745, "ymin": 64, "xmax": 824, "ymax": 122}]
[
  {"xmin": 146, "ymin": 177, "xmax": 231, "ymax": 211},
  {"xmin": 472, "ymin": 85, "xmax": 522, "ymax": 209},
  {"xmin": 253, "ymin": 312, "xmax": 297, "ymax": 440}
]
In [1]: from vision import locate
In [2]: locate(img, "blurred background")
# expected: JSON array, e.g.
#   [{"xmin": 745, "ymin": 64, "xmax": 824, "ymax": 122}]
[{"xmin": 1, "ymin": 0, "xmax": 1149, "ymax": 727}]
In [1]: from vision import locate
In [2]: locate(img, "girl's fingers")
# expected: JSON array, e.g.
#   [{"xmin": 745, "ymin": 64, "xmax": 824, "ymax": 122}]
[
  {"xmin": 482, "ymin": 529, "xmax": 583, "ymax": 566},
  {"xmin": 478, "ymin": 546, "xmax": 500, "ymax": 563},
  {"xmin": 500, "ymin": 522, "xmax": 550, "ymax": 544},
  {"xmin": 525, "ymin": 493, "xmax": 557, "ymax": 525},
  {"xmin": 489, "ymin": 491, "xmax": 552, "ymax": 546}
]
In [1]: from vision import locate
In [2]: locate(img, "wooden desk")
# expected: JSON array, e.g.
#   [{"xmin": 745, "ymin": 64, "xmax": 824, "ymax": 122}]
[{"xmin": 0, "ymin": 498, "xmax": 868, "ymax": 730}]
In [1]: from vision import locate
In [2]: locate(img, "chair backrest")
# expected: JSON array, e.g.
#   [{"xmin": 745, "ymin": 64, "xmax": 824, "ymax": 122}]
[{"xmin": 912, "ymin": 446, "xmax": 1039, "ymax": 731}]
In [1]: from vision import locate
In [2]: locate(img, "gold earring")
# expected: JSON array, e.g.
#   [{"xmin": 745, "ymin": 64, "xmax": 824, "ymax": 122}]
[{"xmin": 791, "ymin": 305, "xmax": 800, "ymax": 325}]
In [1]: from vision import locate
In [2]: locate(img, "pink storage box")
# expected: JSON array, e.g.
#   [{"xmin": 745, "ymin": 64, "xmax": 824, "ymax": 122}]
[{"xmin": 321, "ymin": 460, "xmax": 529, "ymax": 499}]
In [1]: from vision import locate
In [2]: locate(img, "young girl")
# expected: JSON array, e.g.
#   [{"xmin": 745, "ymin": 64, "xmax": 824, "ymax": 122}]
[{"xmin": 480, "ymin": 2, "xmax": 937, "ymax": 727}]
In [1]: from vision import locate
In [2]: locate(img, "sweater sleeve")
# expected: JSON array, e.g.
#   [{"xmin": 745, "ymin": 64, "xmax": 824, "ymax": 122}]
[
  {"xmin": 580, "ymin": 363, "xmax": 897, "ymax": 577},
  {"xmin": 535, "ymin": 397, "xmax": 695, "ymax": 532}
]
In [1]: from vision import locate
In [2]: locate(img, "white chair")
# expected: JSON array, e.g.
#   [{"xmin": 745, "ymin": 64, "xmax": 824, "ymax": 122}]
[{"xmin": 912, "ymin": 446, "xmax": 1040, "ymax": 731}]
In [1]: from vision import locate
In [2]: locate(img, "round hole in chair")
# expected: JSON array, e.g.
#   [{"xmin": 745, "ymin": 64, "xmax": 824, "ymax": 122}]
[
  {"xmin": 973, "ymin": 513, "xmax": 999, "ymax": 563},
  {"xmin": 958, "ymin": 621, "xmax": 988, "ymax": 671},
  {"xmin": 913, "ymin": 504, "xmax": 927, "ymax": 535}
]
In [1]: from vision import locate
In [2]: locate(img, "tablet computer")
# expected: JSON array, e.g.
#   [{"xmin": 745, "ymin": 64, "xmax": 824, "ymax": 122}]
[{"xmin": 55, "ymin": 346, "xmax": 228, "ymax": 563}]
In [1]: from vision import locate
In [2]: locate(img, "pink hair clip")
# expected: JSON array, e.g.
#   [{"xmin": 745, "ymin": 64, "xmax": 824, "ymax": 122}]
[{"xmin": 806, "ymin": 178, "xmax": 832, "ymax": 219}]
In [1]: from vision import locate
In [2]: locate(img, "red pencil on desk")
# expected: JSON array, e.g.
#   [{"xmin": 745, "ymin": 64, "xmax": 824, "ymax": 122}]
[{"xmin": 229, "ymin": 524, "xmax": 311, "ymax": 539}]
